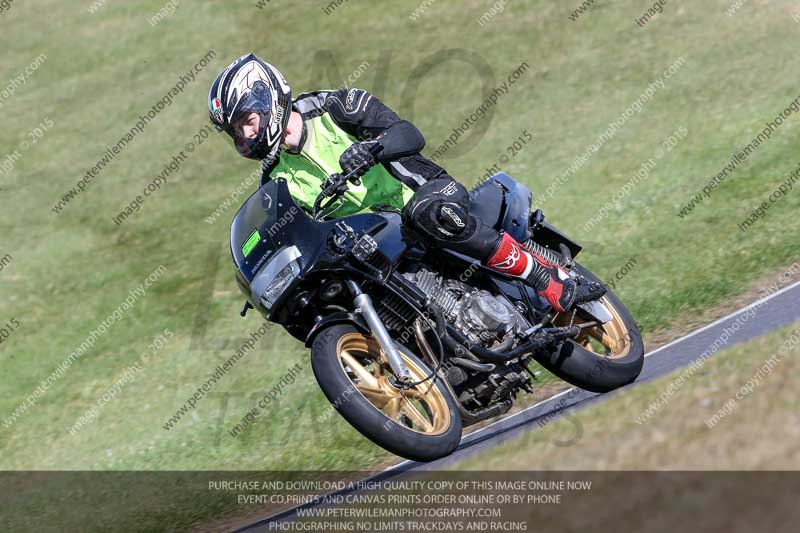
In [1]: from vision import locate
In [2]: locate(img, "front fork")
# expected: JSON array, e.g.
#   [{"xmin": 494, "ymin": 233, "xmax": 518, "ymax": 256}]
[{"xmin": 345, "ymin": 280, "xmax": 413, "ymax": 381}]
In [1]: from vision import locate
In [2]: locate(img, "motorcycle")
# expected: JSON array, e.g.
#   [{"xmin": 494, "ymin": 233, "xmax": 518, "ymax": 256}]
[{"xmin": 229, "ymin": 156, "xmax": 644, "ymax": 462}]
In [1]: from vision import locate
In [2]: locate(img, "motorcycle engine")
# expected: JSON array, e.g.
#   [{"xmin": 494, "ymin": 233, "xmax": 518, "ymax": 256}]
[{"xmin": 403, "ymin": 269, "xmax": 531, "ymax": 346}]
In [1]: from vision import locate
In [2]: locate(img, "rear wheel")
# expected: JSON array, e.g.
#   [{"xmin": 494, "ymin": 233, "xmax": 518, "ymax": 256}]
[
  {"xmin": 534, "ymin": 263, "xmax": 644, "ymax": 393},
  {"xmin": 311, "ymin": 325, "xmax": 462, "ymax": 462}
]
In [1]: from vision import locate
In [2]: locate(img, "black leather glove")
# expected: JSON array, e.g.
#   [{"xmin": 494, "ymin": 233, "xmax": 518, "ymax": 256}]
[{"xmin": 339, "ymin": 141, "xmax": 380, "ymax": 177}]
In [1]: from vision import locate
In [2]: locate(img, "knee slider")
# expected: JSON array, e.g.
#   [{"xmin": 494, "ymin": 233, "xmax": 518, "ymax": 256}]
[{"xmin": 437, "ymin": 202, "xmax": 469, "ymax": 235}]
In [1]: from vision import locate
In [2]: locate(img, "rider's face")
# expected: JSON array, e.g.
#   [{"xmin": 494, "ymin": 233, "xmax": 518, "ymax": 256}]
[{"xmin": 233, "ymin": 112, "xmax": 260, "ymax": 140}]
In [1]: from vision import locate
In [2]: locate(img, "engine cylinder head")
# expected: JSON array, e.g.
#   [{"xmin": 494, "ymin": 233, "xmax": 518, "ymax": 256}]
[{"xmin": 403, "ymin": 270, "xmax": 460, "ymax": 319}]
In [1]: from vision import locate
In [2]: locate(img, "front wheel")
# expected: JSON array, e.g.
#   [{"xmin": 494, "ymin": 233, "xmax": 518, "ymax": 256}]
[
  {"xmin": 311, "ymin": 325, "xmax": 462, "ymax": 462},
  {"xmin": 534, "ymin": 263, "xmax": 645, "ymax": 393}
]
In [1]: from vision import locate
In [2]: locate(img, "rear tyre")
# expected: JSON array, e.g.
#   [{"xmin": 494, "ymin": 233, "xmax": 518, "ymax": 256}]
[
  {"xmin": 311, "ymin": 325, "xmax": 462, "ymax": 462},
  {"xmin": 534, "ymin": 263, "xmax": 644, "ymax": 393}
]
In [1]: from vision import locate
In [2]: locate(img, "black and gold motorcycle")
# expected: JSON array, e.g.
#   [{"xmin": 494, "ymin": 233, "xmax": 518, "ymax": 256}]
[{"xmin": 230, "ymin": 160, "xmax": 644, "ymax": 461}]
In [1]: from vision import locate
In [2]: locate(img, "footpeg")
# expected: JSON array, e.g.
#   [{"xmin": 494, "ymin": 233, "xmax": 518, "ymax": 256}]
[{"xmin": 526, "ymin": 325, "xmax": 581, "ymax": 350}]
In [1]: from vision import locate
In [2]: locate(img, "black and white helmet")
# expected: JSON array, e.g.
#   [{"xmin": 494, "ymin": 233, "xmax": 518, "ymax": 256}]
[{"xmin": 208, "ymin": 53, "xmax": 291, "ymax": 161}]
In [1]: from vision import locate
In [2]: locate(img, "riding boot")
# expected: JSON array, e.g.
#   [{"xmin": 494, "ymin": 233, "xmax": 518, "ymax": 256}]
[{"xmin": 483, "ymin": 233, "xmax": 605, "ymax": 312}]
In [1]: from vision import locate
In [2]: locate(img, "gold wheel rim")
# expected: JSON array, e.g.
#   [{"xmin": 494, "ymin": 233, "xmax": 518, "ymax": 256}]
[
  {"xmin": 556, "ymin": 296, "xmax": 632, "ymax": 360},
  {"xmin": 336, "ymin": 332, "xmax": 451, "ymax": 436}
]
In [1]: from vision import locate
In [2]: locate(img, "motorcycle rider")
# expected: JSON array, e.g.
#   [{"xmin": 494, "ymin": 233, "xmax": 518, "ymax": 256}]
[{"xmin": 208, "ymin": 53, "xmax": 604, "ymax": 312}]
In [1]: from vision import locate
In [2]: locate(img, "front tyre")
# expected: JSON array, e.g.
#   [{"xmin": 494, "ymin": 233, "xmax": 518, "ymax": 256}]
[
  {"xmin": 535, "ymin": 263, "xmax": 645, "ymax": 393},
  {"xmin": 311, "ymin": 325, "xmax": 462, "ymax": 462}
]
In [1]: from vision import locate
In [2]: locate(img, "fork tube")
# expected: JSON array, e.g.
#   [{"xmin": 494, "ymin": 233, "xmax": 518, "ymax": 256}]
[{"xmin": 346, "ymin": 280, "xmax": 412, "ymax": 381}]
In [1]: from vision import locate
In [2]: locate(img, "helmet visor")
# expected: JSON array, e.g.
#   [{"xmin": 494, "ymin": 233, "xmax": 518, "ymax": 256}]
[{"xmin": 230, "ymin": 81, "xmax": 276, "ymax": 158}]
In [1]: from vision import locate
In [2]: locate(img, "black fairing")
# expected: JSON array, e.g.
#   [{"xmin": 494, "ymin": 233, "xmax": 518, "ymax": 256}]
[
  {"xmin": 231, "ymin": 179, "xmax": 321, "ymax": 283},
  {"xmin": 230, "ymin": 178, "xmax": 410, "ymax": 322}
]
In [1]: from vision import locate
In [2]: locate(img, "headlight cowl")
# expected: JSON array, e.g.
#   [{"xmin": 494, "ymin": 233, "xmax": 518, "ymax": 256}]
[
  {"xmin": 260, "ymin": 259, "xmax": 300, "ymax": 309},
  {"xmin": 248, "ymin": 245, "xmax": 303, "ymax": 312}
]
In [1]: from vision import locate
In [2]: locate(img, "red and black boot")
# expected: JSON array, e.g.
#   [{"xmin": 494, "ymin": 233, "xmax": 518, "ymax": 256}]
[{"xmin": 483, "ymin": 233, "xmax": 605, "ymax": 312}]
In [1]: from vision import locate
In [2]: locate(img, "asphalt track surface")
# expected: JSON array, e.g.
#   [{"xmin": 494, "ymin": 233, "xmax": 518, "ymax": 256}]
[{"xmin": 236, "ymin": 279, "xmax": 800, "ymax": 532}]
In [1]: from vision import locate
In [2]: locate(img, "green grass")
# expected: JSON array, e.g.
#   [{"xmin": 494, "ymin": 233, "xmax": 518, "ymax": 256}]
[{"xmin": 2, "ymin": 0, "xmax": 800, "ymax": 476}]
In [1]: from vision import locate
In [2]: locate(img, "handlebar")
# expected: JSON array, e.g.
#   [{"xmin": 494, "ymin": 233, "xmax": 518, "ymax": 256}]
[{"xmin": 312, "ymin": 143, "xmax": 383, "ymax": 220}]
